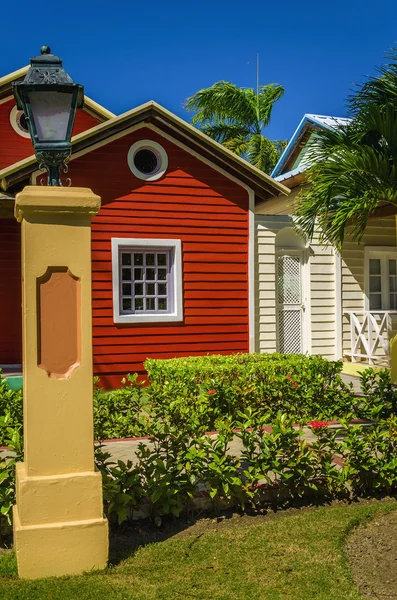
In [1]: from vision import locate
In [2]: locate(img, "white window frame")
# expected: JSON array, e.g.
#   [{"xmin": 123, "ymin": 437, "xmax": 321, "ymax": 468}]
[
  {"xmin": 112, "ymin": 238, "xmax": 183, "ymax": 323},
  {"xmin": 365, "ymin": 246, "xmax": 397, "ymax": 311}
]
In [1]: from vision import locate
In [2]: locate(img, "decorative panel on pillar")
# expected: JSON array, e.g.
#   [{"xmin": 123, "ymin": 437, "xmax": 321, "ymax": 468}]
[{"xmin": 37, "ymin": 267, "xmax": 81, "ymax": 378}]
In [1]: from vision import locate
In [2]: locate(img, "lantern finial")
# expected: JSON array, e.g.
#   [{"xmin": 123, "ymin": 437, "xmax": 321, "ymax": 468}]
[{"xmin": 12, "ymin": 47, "xmax": 84, "ymax": 186}]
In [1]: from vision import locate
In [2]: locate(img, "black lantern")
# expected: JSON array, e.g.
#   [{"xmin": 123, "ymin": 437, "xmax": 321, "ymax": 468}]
[{"xmin": 13, "ymin": 46, "xmax": 84, "ymax": 186}]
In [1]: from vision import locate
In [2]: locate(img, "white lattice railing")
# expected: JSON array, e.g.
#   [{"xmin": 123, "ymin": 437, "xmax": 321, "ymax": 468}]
[{"xmin": 344, "ymin": 311, "xmax": 397, "ymax": 366}]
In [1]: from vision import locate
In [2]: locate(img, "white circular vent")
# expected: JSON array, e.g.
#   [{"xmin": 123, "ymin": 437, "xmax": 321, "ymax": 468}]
[
  {"xmin": 127, "ymin": 140, "xmax": 168, "ymax": 181},
  {"xmin": 10, "ymin": 105, "xmax": 30, "ymax": 138}
]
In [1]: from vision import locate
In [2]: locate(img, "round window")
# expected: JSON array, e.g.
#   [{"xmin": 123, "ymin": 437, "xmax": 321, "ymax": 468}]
[
  {"xmin": 10, "ymin": 105, "xmax": 30, "ymax": 138},
  {"xmin": 127, "ymin": 140, "xmax": 168, "ymax": 181}
]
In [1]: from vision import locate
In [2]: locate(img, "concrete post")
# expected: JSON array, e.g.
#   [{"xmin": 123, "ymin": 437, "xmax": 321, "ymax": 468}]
[{"xmin": 13, "ymin": 186, "xmax": 108, "ymax": 579}]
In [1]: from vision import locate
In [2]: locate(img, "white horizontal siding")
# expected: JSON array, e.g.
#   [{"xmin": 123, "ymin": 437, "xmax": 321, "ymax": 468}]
[
  {"xmin": 255, "ymin": 216, "xmax": 278, "ymax": 353},
  {"xmin": 309, "ymin": 230, "xmax": 336, "ymax": 359},
  {"xmin": 255, "ymin": 215, "xmax": 336, "ymax": 360}
]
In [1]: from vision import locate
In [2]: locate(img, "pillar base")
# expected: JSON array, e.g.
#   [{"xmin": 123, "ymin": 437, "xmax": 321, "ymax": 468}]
[
  {"xmin": 13, "ymin": 506, "xmax": 108, "ymax": 579},
  {"xmin": 13, "ymin": 462, "xmax": 108, "ymax": 579}
]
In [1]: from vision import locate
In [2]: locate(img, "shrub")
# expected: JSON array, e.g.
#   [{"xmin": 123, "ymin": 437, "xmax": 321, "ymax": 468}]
[
  {"xmin": 358, "ymin": 368, "xmax": 397, "ymax": 419},
  {"xmin": 0, "ymin": 412, "xmax": 23, "ymax": 542},
  {"xmin": 0, "ymin": 373, "xmax": 22, "ymax": 446},
  {"xmin": 95, "ymin": 442, "xmax": 144, "ymax": 525},
  {"xmin": 340, "ymin": 415, "xmax": 397, "ymax": 496},
  {"xmin": 93, "ymin": 373, "xmax": 147, "ymax": 441}
]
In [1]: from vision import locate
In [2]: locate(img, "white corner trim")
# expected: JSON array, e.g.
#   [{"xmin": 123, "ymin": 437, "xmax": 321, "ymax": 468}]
[
  {"xmin": 9, "ymin": 105, "xmax": 30, "ymax": 139},
  {"xmin": 127, "ymin": 139, "xmax": 168, "ymax": 181},
  {"xmin": 302, "ymin": 247, "xmax": 312, "ymax": 355},
  {"xmin": 248, "ymin": 189, "xmax": 255, "ymax": 353},
  {"xmin": 111, "ymin": 237, "xmax": 183, "ymax": 324},
  {"xmin": 335, "ymin": 251, "xmax": 343, "ymax": 359}
]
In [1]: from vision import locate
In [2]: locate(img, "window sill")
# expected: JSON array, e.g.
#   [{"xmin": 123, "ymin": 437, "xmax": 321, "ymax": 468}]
[{"xmin": 114, "ymin": 313, "xmax": 183, "ymax": 324}]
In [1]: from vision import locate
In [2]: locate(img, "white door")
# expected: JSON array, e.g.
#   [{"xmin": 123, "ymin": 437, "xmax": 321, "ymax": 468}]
[{"xmin": 277, "ymin": 252, "xmax": 305, "ymax": 354}]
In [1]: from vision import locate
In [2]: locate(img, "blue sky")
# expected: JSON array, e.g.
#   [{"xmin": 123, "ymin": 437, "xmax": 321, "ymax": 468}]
[{"xmin": 2, "ymin": 0, "xmax": 397, "ymax": 142}]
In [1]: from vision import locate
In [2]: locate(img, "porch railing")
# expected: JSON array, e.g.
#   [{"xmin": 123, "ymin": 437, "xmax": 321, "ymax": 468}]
[{"xmin": 343, "ymin": 311, "xmax": 397, "ymax": 366}]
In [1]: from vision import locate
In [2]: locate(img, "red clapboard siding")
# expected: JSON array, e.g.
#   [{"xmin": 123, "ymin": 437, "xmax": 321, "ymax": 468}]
[
  {"xmin": 0, "ymin": 220, "xmax": 21, "ymax": 363},
  {"xmin": 66, "ymin": 127, "xmax": 249, "ymax": 387},
  {"xmin": 0, "ymin": 98, "xmax": 100, "ymax": 170}
]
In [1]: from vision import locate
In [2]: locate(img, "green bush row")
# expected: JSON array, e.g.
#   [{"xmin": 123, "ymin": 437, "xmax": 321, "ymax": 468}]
[
  {"xmin": 1, "ymin": 354, "xmax": 397, "ymax": 446},
  {"xmin": 95, "ymin": 401, "xmax": 397, "ymax": 526},
  {"xmin": 2, "ymin": 408, "xmax": 397, "ymax": 537},
  {"xmin": 145, "ymin": 353, "xmax": 397, "ymax": 429},
  {"xmin": 1, "ymin": 366, "xmax": 397, "ymax": 538}
]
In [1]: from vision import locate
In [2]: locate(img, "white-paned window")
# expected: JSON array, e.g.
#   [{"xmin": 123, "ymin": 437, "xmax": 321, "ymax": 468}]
[
  {"xmin": 365, "ymin": 247, "xmax": 397, "ymax": 310},
  {"xmin": 112, "ymin": 238, "xmax": 183, "ymax": 323}
]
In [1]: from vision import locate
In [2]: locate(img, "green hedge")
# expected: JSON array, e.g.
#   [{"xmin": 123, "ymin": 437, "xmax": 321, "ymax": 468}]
[{"xmin": 145, "ymin": 353, "xmax": 358, "ymax": 429}]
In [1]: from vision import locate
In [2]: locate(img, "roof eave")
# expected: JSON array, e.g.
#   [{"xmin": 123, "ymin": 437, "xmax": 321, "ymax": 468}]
[{"xmin": 1, "ymin": 101, "xmax": 290, "ymax": 200}]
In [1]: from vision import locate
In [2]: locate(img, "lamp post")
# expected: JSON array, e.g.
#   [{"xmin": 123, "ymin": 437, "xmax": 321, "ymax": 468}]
[
  {"xmin": 12, "ymin": 48, "xmax": 108, "ymax": 579},
  {"xmin": 13, "ymin": 46, "xmax": 84, "ymax": 186}
]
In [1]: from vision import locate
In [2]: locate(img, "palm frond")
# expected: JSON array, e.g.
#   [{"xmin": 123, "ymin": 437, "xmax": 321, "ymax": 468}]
[
  {"xmin": 246, "ymin": 134, "xmax": 281, "ymax": 173},
  {"xmin": 185, "ymin": 80, "xmax": 285, "ymax": 173},
  {"xmin": 184, "ymin": 82, "xmax": 257, "ymax": 128},
  {"xmin": 295, "ymin": 124, "xmax": 397, "ymax": 247},
  {"xmin": 257, "ymin": 84, "xmax": 285, "ymax": 128},
  {"xmin": 199, "ymin": 121, "xmax": 250, "ymax": 144},
  {"xmin": 351, "ymin": 49, "xmax": 397, "ymax": 113},
  {"xmin": 224, "ymin": 135, "xmax": 248, "ymax": 156}
]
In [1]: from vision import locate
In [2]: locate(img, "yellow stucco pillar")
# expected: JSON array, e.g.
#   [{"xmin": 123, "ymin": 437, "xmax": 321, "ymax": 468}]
[{"xmin": 13, "ymin": 186, "xmax": 108, "ymax": 579}]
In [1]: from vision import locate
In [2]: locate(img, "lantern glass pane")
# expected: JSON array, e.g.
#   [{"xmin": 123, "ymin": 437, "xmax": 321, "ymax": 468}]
[{"xmin": 29, "ymin": 91, "xmax": 73, "ymax": 141}]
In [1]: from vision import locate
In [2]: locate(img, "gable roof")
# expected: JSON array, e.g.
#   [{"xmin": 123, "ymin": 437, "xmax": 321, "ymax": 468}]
[
  {"xmin": 0, "ymin": 66, "xmax": 115, "ymax": 123},
  {"xmin": 271, "ymin": 113, "xmax": 352, "ymax": 182},
  {"xmin": 0, "ymin": 101, "xmax": 289, "ymax": 201}
]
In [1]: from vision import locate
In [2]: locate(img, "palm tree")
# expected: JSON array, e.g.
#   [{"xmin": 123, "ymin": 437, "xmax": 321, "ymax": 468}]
[
  {"xmin": 184, "ymin": 81, "xmax": 286, "ymax": 174},
  {"xmin": 295, "ymin": 52, "xmax": 397, "ymax": 249}
]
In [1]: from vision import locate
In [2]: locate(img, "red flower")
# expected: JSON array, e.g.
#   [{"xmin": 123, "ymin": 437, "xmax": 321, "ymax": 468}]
[
  {"xmin": 291, "ymin": 381, "xmax": 299, "ymax": 390},
  {"xmin": 207, "ymin": 389, "xmax": 216, "ymax": 395},
  {"xmin": 309, "ymin": 420, "xmax": 328, "ymax": 430},
  {"xmin": 286, "ymin": 374, "xmax": 292, "ymax": 380}
]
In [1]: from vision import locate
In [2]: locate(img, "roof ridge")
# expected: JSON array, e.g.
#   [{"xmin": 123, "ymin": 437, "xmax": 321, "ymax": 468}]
[
  {"xmin": 0, "ymin": 100, "xmax": 289, "ymax": 198},
  {"xmin": 305, "ymin": 112, "xmax": 351, "ymax": 119}
]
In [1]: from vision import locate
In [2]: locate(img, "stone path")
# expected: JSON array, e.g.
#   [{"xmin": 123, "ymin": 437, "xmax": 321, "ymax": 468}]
[
  {"xmin": 341, "ymin": 373, "xmax": 362, "ymax": 395},
  {"xmin": 102, "ymin": 420, "xmax": 373, "ymax": 466}
]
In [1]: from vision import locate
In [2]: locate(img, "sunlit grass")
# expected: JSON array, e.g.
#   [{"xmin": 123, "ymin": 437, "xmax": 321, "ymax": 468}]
[{"xmin": 0, "ymin": 501, "xmax": 395, "ymax": 600}]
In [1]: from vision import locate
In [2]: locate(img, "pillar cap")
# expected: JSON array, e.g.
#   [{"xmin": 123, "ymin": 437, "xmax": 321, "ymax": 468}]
[{"xmin": 15, "ymin": 186, "xmax": 101, "ymax": 222}]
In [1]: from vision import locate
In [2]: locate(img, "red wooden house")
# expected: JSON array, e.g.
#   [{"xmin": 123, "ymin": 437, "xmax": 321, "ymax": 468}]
[{"xmin": 0, "ymin": 65, "xmax": 288, "ymax": 388}]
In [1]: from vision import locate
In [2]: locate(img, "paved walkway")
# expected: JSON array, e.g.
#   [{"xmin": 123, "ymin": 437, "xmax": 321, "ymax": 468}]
[
  {"xmin": 341, "ymin": 373, "xmax": 362, "ymax": 395},
  {"xmin": 102, "ymin": 420, "xmax": 373, "ymax": 466}
]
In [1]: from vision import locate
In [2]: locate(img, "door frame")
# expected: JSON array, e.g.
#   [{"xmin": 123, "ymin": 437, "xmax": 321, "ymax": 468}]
[{"xmin": 275, "ymin": 247, "xmax": 311, "ymax": 355}]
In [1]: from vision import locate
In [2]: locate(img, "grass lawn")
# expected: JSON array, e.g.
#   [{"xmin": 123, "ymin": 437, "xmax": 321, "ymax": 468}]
[{"xmin": 0, "ymin": 501, "xmax": 396, "ymax": 600}]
